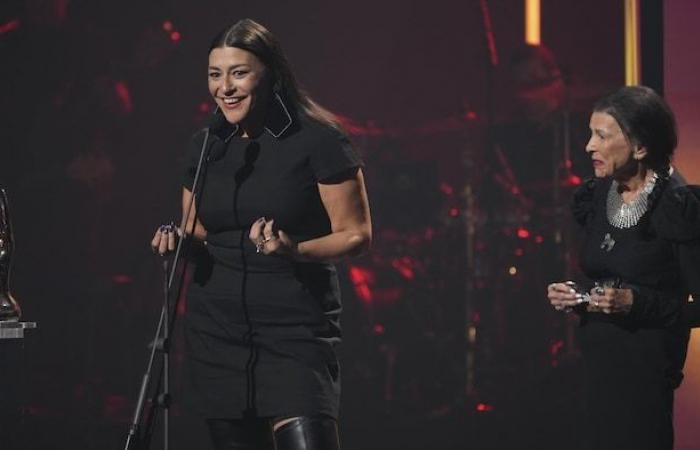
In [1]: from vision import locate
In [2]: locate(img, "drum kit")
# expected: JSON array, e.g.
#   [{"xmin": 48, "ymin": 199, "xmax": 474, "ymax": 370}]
[{"xmin": 338, "ymin": 89, "xmax": 595, "ymax": 414}]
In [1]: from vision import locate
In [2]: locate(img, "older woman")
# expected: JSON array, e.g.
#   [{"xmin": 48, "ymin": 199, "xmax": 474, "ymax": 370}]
[
  {"xmin": 150, "ymin": 19, "xmax": 371, "ymax": 450},
  {"xmin": 547, "ymin": 86, "xmax": 699, "ymax": 450}
]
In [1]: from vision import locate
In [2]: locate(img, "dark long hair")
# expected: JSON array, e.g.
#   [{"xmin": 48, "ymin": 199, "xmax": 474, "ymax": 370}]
[
  {"xmin": 209, "ymin": 19, "xmax": 342, "ymax": 131},
  {"xmin": 593, "ymin": 86, "xmax": 677, "ymax": 172}
]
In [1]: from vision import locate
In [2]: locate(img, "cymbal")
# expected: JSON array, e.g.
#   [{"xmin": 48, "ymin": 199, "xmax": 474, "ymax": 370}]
[
  {"xmin": 336, "ymin": 114, "xmax": 399, "ymax": 137},
  {"xmin": 413, "ymin": 111, "xmax": 484, "ymax": 136},
  {"xmin": 336, "ymin": 111, "xmax": 485, "ymax": 139},
  {"xmin": 563, "ymin": 83, "xmax": 619, "ymax": 111}
]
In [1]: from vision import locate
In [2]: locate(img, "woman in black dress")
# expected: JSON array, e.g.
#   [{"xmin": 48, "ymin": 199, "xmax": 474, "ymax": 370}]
[
  {"xmin": 547, "ymin": 86, "xmax": 699, "ymax": 450},
  {"xmin": 151, "ymin": 19, "xmax": 371, "ymax": 450}
]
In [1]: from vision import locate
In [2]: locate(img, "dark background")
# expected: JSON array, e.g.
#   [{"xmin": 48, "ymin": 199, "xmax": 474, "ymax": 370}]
[{"xmin": 0, "ymin": 1, "xmax": 624, "ymax": 449}]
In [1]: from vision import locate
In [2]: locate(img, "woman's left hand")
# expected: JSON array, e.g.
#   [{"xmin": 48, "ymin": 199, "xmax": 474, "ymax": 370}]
[
  {"xmin": 249, "ymin": 217, "xmax": 299, "ymax": 258},
  {"xmin": 588, "ymin": 287, "xmax": 634, "ymax": 314}
]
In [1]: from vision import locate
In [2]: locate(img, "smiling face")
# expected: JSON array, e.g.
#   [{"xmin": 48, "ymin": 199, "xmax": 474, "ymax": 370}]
[
  {"xmin": 208, "ymin": 46, "xmax": 272, "ymax": 128},
  {"xmin": 586, "ymin": 111, "xmax": 646, "ymax": 179}
]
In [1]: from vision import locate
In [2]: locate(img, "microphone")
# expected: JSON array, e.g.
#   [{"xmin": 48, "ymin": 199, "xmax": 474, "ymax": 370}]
[
  {"xmin": 205, "ymin": 106, "xmax": 237, "ymax": 161},
  {"xmin": 206, "ymin": 106, "xmax": 228, "ymax": 132}
]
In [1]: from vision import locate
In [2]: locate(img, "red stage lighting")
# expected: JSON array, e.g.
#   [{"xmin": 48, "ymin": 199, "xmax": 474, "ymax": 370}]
[
  {"xmin": 349, "ymin": 265, "xmax": 374, "ymax": 303},
  {"xmin": 516, "ymin": 227, "xmax": 530, "ymax": 239},
  {"xmin": 0, "ymin": 19, "xmax": 21, "ymax": 35},
  {"xmin": 111, "ymin": 274, "xmax": 133, "ymax": 285},
  {"xmin": 114, "ymin": 81, "xmax": 133, "ymax": 113},
  {"xmin": 476, "ymin": 403, "xmax": 494, "ymax": 412},
  {"xmin": 373, "ymin": 324, "xmax": 385, "ymax": 335},
  {"xmin": 550, "ymin": 339, "xmax": 564, "ymax": 356},
  {"xmin": 391, "ymin": 257, "xmax": 416, "ymax": 280},
  {"xmin": 440, "ymin": 182, "xmax": 454, "ymax": 195},
  {"xmin": 567, "ymin": 174, "xmax": 582, "ymax": 186}
]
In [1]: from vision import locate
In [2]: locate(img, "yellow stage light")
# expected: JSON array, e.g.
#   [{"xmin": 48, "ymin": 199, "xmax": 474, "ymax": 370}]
[
  {"xmin": 624, "ymin": 0, "xmax": 641, "ymax": 85},
  {"xmin": 525, "ymin": 0, "xmax": 541, "ymax": 45}
]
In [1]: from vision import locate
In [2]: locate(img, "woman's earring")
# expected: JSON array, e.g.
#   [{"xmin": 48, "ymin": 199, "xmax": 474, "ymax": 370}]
[{"xmin": 265, "ymin": 92, "xmax": 293, "ymax": 138}]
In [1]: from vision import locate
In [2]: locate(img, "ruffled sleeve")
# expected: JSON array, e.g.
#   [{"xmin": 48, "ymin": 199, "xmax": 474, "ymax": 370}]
[
  {"xmin": 652, "ymin": 185, "xmax": 700, "ymax": 242},
  {"xmin": 651, "ymin": 185, "xmax": 700, "ymax": 326},
  {"xmin": 571, "ymin": 177, "xmax": 603, "ymax": 226}
]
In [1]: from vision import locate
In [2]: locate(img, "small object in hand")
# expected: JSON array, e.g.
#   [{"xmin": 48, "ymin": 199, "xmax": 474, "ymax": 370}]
[
  {"xmin": 600, "ymin": 233, "xmax": 616, "ymax": 252},
  {"xmin": 565, "ymin": 281, "xmax": 591, "ymax": 304},
  {"xmin": 256, "ymin": 239, "xmax": 265, "ymax": 254}
]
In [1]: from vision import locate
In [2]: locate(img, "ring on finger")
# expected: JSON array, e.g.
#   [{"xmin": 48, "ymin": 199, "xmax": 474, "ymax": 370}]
[{"xmin": 256, "ymin": 239, "xmax": 265, "ymax": 253}]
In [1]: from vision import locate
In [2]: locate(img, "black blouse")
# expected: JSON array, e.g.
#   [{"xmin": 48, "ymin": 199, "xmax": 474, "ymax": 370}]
[
  {"xmin": 180, "ymin": 115, "xmax": 362, "ymax": 419},
  {"xmin": 570, "ymin": 173, "xmax": 700, "ymax": 450},
  {"xmin": 572, "ymin": 174, "xmax": 700, "ymax": 329}
]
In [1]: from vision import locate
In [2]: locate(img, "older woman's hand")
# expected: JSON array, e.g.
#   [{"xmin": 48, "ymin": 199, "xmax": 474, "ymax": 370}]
[
  {"xmin": 249, "ymin": 218, "xmax": 299, "ymax": 258},
  {"xmin": 547, "ymin": 282, "xmax": 579, "ymax": 312},
  {"xmin": 587, "ymin": 287, "xmax": 633, "ymax": 314}
]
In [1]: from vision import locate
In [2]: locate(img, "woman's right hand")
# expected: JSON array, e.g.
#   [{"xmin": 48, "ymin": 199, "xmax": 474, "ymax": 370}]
[
  {"xmin": 150, "ymin": 224, "xmax": 177, "ymax": 256},
  {"xmin": 547, "ymin": 282, "xmax": 579, "ymax": 312}
]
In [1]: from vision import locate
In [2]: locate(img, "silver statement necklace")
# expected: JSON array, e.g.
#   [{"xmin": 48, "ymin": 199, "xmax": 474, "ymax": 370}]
[{"xmin": 606, "ymin": 172, "xmax": 658, "ymax": 229}]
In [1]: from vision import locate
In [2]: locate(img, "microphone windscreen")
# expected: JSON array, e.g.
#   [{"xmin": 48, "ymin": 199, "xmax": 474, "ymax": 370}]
[{"xmin": 207, "ymin": 107, "xmax": 228, "ymax": 131}]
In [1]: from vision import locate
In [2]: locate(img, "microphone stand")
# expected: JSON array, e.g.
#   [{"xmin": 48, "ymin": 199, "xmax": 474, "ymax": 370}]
[{"xmin": 124, "ymin": 124, "xmax": 215, "ymax": 450}]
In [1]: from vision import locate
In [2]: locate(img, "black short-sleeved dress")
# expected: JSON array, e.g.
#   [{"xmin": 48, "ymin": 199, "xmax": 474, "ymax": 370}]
[
  {"xmin": 571, "ymin": 173, "xmax": 700, "ymax": 450},
  {"xmin": 181, "ymin": 115, "xmax": 362, "ymax": 420}
]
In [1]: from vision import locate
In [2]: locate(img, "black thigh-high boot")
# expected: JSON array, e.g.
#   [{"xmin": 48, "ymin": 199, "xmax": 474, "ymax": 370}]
[
  {"xmin": 273, "ymin": 416, "xmax": 340, "ymax": 450},
  {"xmin": 207, "ymin": 418, "xmax": 275, "ymax": 450}
]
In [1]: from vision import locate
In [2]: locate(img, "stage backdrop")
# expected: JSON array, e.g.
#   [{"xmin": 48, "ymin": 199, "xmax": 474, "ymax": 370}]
[{"xmin": 666, "ymin": 1, "xmax": 700, "ymax": 449}]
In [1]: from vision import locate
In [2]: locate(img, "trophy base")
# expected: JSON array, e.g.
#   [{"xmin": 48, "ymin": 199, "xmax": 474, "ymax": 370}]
[{"xmin": 0, "ymin": 321, "xmax": 37, "ymax": 339}]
